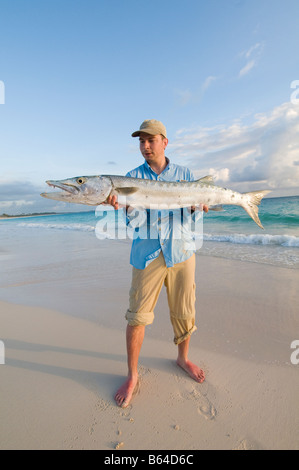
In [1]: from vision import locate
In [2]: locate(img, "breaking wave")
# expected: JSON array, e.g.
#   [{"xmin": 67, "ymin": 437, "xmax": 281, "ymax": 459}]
[
  {"xmin": 204, "ymin": 233, "xmax": 299, "ymax": 247},
  {"xmin": 15, "ymin": 222, "xmax": 299, "ymax": 247},
  {"xmin": 17, "ymin": 222, "xmax": 95, "ymax": 232}
]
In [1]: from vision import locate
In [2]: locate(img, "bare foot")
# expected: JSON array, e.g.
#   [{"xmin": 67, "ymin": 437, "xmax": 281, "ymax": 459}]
[
  {"xmin": 114, "ymin": 376, "xmax": 140, "ymax": 408},
  {"xmin": 176, "ymin": 358, "xmax": 205, "ymax": 383}
]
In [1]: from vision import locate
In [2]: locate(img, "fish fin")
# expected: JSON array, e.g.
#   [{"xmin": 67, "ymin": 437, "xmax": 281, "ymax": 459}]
[
  {"xmin": 241, "ymin": 190, "xmax": 271, "ymax": 229},
  {"xmin": 115, "ymin": 187, "xmax": 139, "ymax": 195},
  {"xmin": 196, "ymin": 175, "xmax": 215, "ymax": 185},
  {"xmin": 210, "ymin": 205, "xmax": 224, "ymax": 211}
]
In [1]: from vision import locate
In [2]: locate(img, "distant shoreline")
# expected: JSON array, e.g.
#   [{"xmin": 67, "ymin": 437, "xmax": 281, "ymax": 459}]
[
  {"xmin": 0, "ymin": 212, "xmax": 57, "ymax": 220},
  {"xmin": 0, "ymin": 210, "xmax": 95, "ymax": 220}
]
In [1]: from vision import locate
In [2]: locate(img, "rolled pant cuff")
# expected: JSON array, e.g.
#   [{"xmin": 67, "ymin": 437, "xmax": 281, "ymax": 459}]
[
  {"xmin": 125, "ymin": 309, "xmax": 154, "ymax": 326},
  {"xmin": 174, "ymin": 325, "xmax": 197, "ymax": 345}
]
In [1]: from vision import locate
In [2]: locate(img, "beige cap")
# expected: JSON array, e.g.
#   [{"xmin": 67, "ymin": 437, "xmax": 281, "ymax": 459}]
[{"xmin": 131, "ymin": 119, "xmax": 167, "ymax": 138}]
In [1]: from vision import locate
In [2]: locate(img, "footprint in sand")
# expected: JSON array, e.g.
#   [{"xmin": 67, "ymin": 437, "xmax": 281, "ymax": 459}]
[
  {"xmin": 198, "ymin": 400, "xmax": 217, "ymax": 420},
  {"xmin": 179, "ymin": 383, "xmax": 218, "ymax": 421},
  {"xmin": 233, "ymin": 438, "xmax": 258, "ymax": 450},
  {"xmin": 188, "ymin": 386, "xmax": 217, "ymax": 420}
]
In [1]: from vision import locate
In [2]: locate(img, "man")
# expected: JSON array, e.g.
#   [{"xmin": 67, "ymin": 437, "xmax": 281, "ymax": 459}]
[{"xmin": 107, "ymin": 119, "xmax": 207, "ymax": 408}]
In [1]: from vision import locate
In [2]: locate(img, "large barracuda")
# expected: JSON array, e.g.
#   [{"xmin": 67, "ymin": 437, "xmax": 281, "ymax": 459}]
[{"xmin": 41, "ymin": 174, "xmax": 270, "ymax": 229}]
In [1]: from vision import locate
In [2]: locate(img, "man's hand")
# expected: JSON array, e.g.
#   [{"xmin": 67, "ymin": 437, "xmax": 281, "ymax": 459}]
[
  {"xmin": 191, "ymin": 204, "xmax": 209, "ymax": 213},
  {"xmin": 103, "ymin": 195, "xmax": 119, "ymax": 210},
  {"xmin": 103, "ymin": 195, "xmax": 132, "ymax": 213}
]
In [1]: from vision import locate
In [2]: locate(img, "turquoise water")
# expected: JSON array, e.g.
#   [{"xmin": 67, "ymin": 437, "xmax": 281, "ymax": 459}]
[
  {"xmin": 1, "ymin": 196, "xmax": 298, "ymax": 268},
  {"xmin": 200, "ymin": 196, "xmax": 299, "ymax": 268},
  {"xmin": 204, "ymin": 196, "xmax": 299, "ymax": 238}
]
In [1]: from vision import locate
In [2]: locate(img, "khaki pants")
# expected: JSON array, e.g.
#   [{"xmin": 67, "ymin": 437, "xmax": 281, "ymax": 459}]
[{"xmin": 125, "ymin": 252, "xmax": 197, "ymax": 345}]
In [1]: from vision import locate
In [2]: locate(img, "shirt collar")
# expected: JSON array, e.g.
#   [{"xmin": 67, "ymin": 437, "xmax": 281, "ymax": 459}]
[{"xmin": 144, "ymin": 157, "xmax": 171, "ymax": 176}]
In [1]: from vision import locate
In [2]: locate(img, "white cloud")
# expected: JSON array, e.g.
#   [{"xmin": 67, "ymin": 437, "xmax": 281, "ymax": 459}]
[
  {"xmin": 239, "ymin": 60, "xmax": 256, "ymax": 77},
  {"xmin": 202, "ymin": 75, "xmax": 217, "ymax": 91},
  {"xmin": 0, "ymin": 181, "xmax": 44, "ymax": 214},
  {"xmin": 174, "ymin": 75, "xmax": 217, "ymax": 107},
  {"xmin": 238, "ymin": 42, "xmax": 264, "ymax": 77},
  {"xmin": 243, "ymin": 43, "xmax": 262, "ymax": 59},
  {"xmin": 174, "ymin": 88, "xmax": 193, "ymax": 106},
  {"xmin": 208, "ymin": 167, "xmax": 230, "ymax": 183},
  {"xmin": 0, "ymin": 179, "xmax": 90, "ymax": 215},
  {"xmin": 0, "ymin": 200, "xmax": 34, "ymax": 209},
  {"xmin": 169, "ymin": 101, "xmax": 299, "ymax": 195}
]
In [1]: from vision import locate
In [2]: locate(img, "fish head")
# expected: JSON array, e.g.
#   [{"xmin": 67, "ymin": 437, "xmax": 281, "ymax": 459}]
[{"xmin": 41, "ymin": 175, "xmax": 112, "ymax": 205}]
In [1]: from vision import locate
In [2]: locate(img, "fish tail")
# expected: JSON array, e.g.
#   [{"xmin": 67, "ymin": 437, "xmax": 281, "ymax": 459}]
[{"xmin": 241, "ymin": 190, "xmax": 271, "ymax": 229}]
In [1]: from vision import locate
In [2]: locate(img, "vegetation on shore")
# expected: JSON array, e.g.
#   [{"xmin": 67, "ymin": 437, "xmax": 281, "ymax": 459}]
[{"xmin": 0, "ymin": 212, "xmax": 56, "ymax": 218}]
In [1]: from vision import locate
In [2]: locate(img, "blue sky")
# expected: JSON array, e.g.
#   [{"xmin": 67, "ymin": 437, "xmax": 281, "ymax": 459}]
[{"xmin": 0, "ymin": 0, "xmax": 299, "ymax": 214}]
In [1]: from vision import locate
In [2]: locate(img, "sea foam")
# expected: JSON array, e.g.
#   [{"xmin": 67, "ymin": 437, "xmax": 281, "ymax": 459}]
[{"xmin": 204, "ymin": 233, "xmax": 299, "ymax": 247}]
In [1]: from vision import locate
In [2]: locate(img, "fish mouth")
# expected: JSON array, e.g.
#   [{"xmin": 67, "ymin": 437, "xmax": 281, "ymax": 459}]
[
  {"xmin": 40, "ymin": 180, "xmax": 81, "ymax": 200},
  {"xmin": 45, "ymin": 180, "xmax": 80, "ymax": 195}
]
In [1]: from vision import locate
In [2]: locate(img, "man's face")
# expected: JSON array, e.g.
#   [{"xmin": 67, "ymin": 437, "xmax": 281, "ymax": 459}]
[{"xmin": 139, "ymin": 132, "xmax": 168, "ymax": 164}]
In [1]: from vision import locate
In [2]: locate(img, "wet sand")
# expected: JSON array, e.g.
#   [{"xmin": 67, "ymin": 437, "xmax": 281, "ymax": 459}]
[{"xmin": 0, "ymin": 232, "xmax": 298, "ymax": 450}]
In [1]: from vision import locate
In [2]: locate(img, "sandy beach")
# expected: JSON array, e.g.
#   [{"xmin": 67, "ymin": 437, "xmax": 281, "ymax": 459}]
[{"xmin": 0, "ymin": 228, "xmax": 299, "ymax": 450}]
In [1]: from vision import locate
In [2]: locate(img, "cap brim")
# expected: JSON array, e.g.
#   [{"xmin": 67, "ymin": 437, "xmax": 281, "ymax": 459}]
[
  {"xmin": 131, "ymin": 131, "xmax": 141, "ymax": 137},
  {"xmin": 132, "ymin": 129, "xmax": 167, "ymax": 138},
  {"xmin": 132, "ymin": 129, "xmax": 158, "ymax": 137}
]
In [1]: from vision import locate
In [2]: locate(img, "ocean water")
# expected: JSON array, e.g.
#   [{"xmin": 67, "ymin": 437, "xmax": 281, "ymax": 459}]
[{"xmin": 0, "ymin": 196, "xmax": 298, "ymax": 269}]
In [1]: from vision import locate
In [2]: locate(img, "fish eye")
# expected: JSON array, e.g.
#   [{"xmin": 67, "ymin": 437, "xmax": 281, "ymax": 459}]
[{"xmin": 77, "ymin": 177, "xmax": 86, "ymax": 185}]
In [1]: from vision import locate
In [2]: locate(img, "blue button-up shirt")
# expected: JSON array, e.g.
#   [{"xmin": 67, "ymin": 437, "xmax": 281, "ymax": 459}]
[{"xmin": 126, "ymin": 159, "xmax": 201, "ymax": 269}]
